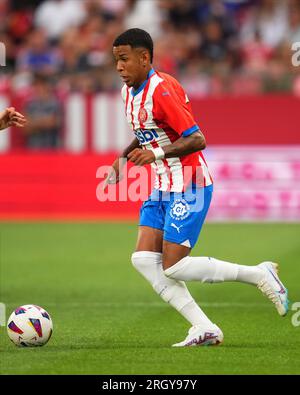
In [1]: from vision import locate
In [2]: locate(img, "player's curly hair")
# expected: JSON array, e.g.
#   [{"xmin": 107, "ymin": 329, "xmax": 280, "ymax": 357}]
[{"xmin": 113, "ymin": 28, "xmax": 153, "ymax": 63}]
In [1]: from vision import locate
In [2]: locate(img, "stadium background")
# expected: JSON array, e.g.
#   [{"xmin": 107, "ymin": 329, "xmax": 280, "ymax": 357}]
[
  {"xmin": 1, "ymin": 0, "xmax": 300, "ymax": 375},
  {"xmin": 0, "ymin": 0, "xmax": 299, "ymax": 221}
]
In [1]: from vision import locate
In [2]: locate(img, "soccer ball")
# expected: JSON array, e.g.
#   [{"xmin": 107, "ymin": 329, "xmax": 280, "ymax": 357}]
[{"xmin": 7, "ymin": 304, "xmax": 53, "ymax": 347}]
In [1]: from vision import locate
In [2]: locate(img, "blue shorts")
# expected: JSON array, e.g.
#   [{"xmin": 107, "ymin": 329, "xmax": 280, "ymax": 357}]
[{"xmin": 139, "ymin": 184, "xmax": 213, "ymax": 249}]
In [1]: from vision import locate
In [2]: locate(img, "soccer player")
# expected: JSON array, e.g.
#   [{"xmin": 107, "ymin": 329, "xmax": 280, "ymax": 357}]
[
  {"xmin": 106, "ymin": 28, "xmax": 289, "ymax": 347},
  {"xmin": 0, "ymin": 107, "xmax": 26, "ymax": 130}
]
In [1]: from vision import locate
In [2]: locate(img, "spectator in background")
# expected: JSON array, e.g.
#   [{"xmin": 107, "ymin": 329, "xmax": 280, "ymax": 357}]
[
  {"xmin": 10, "ymin": 0, "xmax": 44, "ymax": 10},
  {"xmin": 161, "ymin": 0, "xmax": 198, "ymax": 29},
  {"xmin": 179, "ymin": 61, "xmax": 212, "ymax": 97},
  {"xmin": 23, "ymin": 75, "xmax": 62, "ymax": 149},
  {"xmin": 240, "ymin": 0, "xmax": 288, "ymax": 49},
  {"xmin": 241, "ymin": 30, "xmax": 273, "ymax": 73},
  {"xmin": 85, "ymin": 0, "xmax": 127, "ymax": 22},
  {"xmin": 200, "ymin": 17, "xmax": 230, "ymax": 64},
  {"xmin": 124, "ymin": 0, "xmax": 164, "ymax": 40},
  {"xmin": 34, "ymin": 0, "xmax": 87, "ymax": 43},
  {"xmin": 6, "ymin": 0, "xmax": 36, "ymax": 45},
  {"xmin": 152, "ymin": 36, "xmax": 178, "ymax": 76},
  {"xmin": 0, "ymin": 0, "xmax": 9, "ymax": 34},
  {"xmin": 287, "ymin": 0, "xmax": 300, "ymax": 44},
  {"xmin": 262, "ymin": 44, "xmax": 293, "ymax": 93},
  {"xmin": 56, "ymin": 27, "xmax": 90, "ymax": 94},
  {"xmin": 16, "ymin": 29, "xmax": 61, "ymax": 75},
  {"xmin": 0, "ymin": 0, "xmax": 298, "ymax": 107}
]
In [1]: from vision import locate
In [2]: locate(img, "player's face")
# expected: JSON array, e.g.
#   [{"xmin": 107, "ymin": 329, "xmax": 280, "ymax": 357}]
[{"xmin": 113, "ymin": 45, "xmax": 149, "ymax": 89}]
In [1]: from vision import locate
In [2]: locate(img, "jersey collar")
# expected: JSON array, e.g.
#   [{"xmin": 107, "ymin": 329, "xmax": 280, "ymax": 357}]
[{"xmin": 131, "ymin": 68, "xmax": 155, "ymax": 97}]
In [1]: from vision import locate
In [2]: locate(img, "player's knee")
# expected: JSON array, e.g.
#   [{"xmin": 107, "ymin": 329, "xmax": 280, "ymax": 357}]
[
  {"xmin": 162, "ymin": 257, "xmax": 178, "ymax": 272},
  {"xmin": 162, "ymin": 248, "xmax": 190, "ymax": 273},
  {"xmin": 131, "ymin": 252, "xmax": 148, "ymax": 275},
  {"xmin": 131, "ymin": 252, "xmax": 141, "ymax": 271},
  {"xmin": 163, "ymin": 256, "xmax": 188, "ymax": 278},
  {"xmin": 131, "ymin": 251, "xmax": 163, "ymax": 284}
]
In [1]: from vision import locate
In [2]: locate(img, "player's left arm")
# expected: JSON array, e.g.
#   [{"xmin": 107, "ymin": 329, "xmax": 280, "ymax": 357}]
[
  {"xmin": 127, "ymin": 131, "xmax": 205, "ymax": 166},
  {"xmin": 161, "ymin": 130, "xmax": 206, "ymax": 157}
]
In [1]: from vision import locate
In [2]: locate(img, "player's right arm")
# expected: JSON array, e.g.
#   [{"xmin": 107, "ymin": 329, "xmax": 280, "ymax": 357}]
[{"xmin": 103, "ymin": 137, "xmax": 140, "ymax": 188}]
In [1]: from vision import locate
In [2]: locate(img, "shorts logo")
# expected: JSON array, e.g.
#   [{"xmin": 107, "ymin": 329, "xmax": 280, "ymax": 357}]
[
  {"xmin": 171, "ymin": 223, "xmax": 183, "ymax": 233},
  {"xmin": 138, "ymin": 107, "xmax": 148, "ymax": 124},
  {"xmin": 170, "ymin": 199, "xmax": 190, "ymax": 220}
]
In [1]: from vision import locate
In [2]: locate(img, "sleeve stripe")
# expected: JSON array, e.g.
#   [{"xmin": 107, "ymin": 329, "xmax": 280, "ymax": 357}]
[{"xmin": 182, "ymin": 125, "xmax": 199, "ymax": 137}]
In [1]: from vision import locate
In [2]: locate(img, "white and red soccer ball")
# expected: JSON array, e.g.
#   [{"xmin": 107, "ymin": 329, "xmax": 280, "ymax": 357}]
[{"xmin": 7, "ymin": 304, "xmax": 53, "ymax": 347}]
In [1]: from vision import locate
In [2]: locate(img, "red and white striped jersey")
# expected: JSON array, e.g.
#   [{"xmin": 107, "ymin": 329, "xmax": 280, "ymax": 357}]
[{"xmin": 121, "ymin": 69, "xmax": 213, "ymax": 192}]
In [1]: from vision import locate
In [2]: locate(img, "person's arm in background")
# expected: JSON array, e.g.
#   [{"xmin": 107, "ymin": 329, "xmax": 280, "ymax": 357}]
[{"xmin": 0, "ymin": 107, "xmax": 26, "ymax": 131}]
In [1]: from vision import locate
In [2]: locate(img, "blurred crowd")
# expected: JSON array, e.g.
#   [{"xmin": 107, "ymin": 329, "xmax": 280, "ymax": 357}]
[
  {"xmin": 0, "ymin": 0, "xmax": 299, "ymax": 148},
  {"xmin": 1, "ymin": 0, "xmax": 300, "ymax": 97}
]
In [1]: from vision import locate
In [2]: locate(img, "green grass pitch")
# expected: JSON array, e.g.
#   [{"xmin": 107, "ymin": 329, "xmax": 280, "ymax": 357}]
[{"xmin": 0, "ymin": 222, "xmax": 300, "ymax": 375}]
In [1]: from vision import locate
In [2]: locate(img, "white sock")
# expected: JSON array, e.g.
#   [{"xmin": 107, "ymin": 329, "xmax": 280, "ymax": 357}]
[
  {"xmin": 236, "ymin": 265, "xmax": 264, "ymax": 285},
  {"xmin": 164, "ymin": 256, "xmax": 264, "ymax": 286},
  {"xmin": 180, "ymin": 301, "xmax": 214, "ymax": 327},
  {"xmin": 131, "ymin": 251, "xmax": 215, "ymax": 327}
]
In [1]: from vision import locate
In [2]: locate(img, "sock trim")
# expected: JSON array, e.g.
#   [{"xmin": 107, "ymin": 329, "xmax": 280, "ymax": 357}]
[{"xmin": 132, "ymin": 251, "xmax": 162, "ymax": 260}]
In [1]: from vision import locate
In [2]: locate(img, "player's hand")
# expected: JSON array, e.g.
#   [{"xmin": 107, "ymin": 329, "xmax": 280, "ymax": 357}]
[
  {"xmin": 127, "ymin": 148, "xmax": 155, "ymax": 166},
  {"xmin": 102, "ymin": 157, "xmax": 126, "ymax": 190},
  {"xmin": 0, "ymin": 107, "xmax": 27, "ymax": 131}
]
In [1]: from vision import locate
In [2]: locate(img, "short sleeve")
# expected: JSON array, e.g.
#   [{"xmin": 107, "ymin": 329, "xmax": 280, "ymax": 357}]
[{"xmin": 152, "ymin": 83, "xmax": 199, "ymax": 136}]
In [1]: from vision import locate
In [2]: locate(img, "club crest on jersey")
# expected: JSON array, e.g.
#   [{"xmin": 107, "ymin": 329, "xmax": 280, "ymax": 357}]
[
  {"xmin": 170, "ymin": 199, "xmax": 190, "ymax": 220},
  {"xmin": 138, "ymin": 107, "xmax": 148, "ymax": 124}
]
